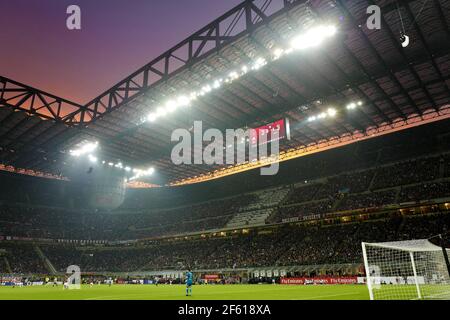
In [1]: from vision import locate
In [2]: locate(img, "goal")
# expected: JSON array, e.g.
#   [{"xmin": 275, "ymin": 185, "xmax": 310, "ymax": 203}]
[{"xmin": 362, "ymin": 239, "xmax": 450, "ymax": 300}]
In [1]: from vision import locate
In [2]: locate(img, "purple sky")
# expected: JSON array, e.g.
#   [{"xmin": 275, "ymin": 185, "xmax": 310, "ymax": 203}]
[{"xmin": 0, "ymin": 0, "xmax": 243, "ymax": 104}]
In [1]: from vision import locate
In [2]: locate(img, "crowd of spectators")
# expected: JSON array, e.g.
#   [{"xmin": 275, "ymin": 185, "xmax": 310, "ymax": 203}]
[
  {"xmin": 399, "ymin": 181, "xmax": 450, "ymax": 203},
  {"xmin": 445, "ymin": 154, "xmax": 450, "ymax": 178},
  {"xmin": 271, "ymin": 152, "xmax": 449, "ymax": 222},
  {"xmin": 336, "ymin": 190, "xmax": 397, "ymax": 211},
  {"xmin": 324, "ymin": 170, "xmax": 376, "ymax": 195},
  {"xmin": 0, "ymin": 243, "xmax": 47, "ymax": 274},
  {"xmin": 0, "ymin": 257, "xmax": 8, "ymax": 274},
  {"xmin": 0, "ymin": 194, "xmax": 256, "ymax": 241},
  {"xmin": 269, "ymin": 200, "xmax": 334, "ymax": 223},
  {"xmin": 1, "ymin": 151, "xmax": 449, "ymax": 238},
  {"xmin": 284, "ymin": 184, "xmax": 323, "ymax": 205},
  {"xmin": 2, "ymin": 212, "xmax": 448, "ymax": 274},
  {"xmin": 371, "ymin": 157, "xmax": 442, "ymax": 190}
]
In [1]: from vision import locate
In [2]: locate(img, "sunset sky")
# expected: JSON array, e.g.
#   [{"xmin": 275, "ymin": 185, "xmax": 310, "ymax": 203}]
[{"xmin": 0, "ymin": 0, "xmax": 242, "ymax": 104}]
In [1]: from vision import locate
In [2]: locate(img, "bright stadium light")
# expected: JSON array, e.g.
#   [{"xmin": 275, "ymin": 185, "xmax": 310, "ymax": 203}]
[
  {"xmin": 177, "ymin": 95, "xmax": 191, "ymax": 107},
  {"xmin": 347, "ymin": 102, "xmax": 357, "ymax": 110},
  {"xmin": 166, "ymin": 100, "xmax": 178, "ymax": 112},
  {"xmin": 156, "ymin": 107, "xmax": 167, "ymax": 117},
  {"xmin": 324, "ymin": 25, "xmax": 337, "ymax": 37},
  {"xmin": 318, "ymin": 112, "xmax": 327, "ymax": 119},
  {"xmin": 252, "ymin": 57, "xmax": 267, "ymax": 70},
  {"xmin": 74, "ymin": 151, "xmax": 155, "ymax": 178},
  {"xmin": 69, "ymin": 141, "xmax": 98, "ymax": 157},
  {"xmin": 189, "ymin": 92, "xmax": 198, "ymax": 101},
  {"xmin": 201, "ymin": 84, "xmax": 212, "ymax": 93},
  {"xmin": 212, "ymin": 80, "xmax": 222, "ymax": 89},
  {"xmin": 228, "ymin": 71, "xmax": 239, "ymax": 80},
  {"xmin": 88, "ymin": 154, "xmax": 97, "ymax": 163},
  {"xmin": 273, "ymin": 48, "xmax": 284, "ymax": 60},
  {"xmin": 290, "ymin": 24, "xmax": 337, "ymax": 50},
  {"xmin": 291, "ymin": 32, "xmax": 323, "ymax": 49},
  {"xmin": 327, "ymin": 108, "xmax": 337, "ymax": 117},
  {"xmin": 147, "ymin": 113, "xmax": 157, "ymax": 122},
  {"xmin": 306, "ymin": 98, "xmax": 364, "ymax": 124},
  {"xmin": 128, "ymin": 166, "xmax": 155, "ymax": 181},
  {"xmin": 140, "ymin": 24, "xmax": 337, "ymax": 125},
  {"xmin": 284, "ymin": 47, "xmax": 294, "ymax": 55}
]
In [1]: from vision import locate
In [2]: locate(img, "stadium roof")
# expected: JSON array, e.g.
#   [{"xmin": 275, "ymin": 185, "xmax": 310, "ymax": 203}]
[{"xmin": 1, "ymin": 0, "xmax": 450, "ymax": 185}]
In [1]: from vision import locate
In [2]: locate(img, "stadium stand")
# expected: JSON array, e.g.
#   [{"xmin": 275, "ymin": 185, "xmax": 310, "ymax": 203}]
[
  {"xmin": 1, "ymin": 121, "xmax": 450, "ymax": 240},
  {"xmin": 1, "ymin": 120, "xmax": 450, "ymax": 277},
  {"xmin": 1, "ymin": 211, "xmax": 448, "ymax": 274}
]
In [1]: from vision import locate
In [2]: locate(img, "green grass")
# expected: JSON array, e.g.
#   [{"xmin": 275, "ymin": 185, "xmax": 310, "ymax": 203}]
[{"xmin": 0, "ymin": 284, "xmax": 370, "ymax": 300}]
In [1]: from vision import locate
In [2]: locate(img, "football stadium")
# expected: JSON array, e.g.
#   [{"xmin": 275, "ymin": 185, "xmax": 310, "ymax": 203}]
[{"xmin": 1, "ymin": 0, "xmax": 450, "ymax": 303}]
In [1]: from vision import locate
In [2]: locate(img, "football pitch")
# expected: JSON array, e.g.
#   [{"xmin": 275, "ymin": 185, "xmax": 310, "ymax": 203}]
[{"xmin": 0, "ymin": 284, "xmax": 370, "ymax": 300}]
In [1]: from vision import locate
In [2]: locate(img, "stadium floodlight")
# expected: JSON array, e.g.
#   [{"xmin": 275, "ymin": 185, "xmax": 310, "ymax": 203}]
[
  {"xmin": 156, "ymin": 107, "xmax": 168, "ymax": 117},
  {"xmin": 347, "ymin": 102, "xmax": 357, "ymax": 110},
  {"xmin": 318, "ymin": 112, "xmax": 327, "ymax": 119},
  {"xmin": 308, "ymin": 105, "xmax": 340, "ymax": 123},
  {"xmin": 147, "ymin": 113, "xmax": 157, "ymax": 122},
  {"xmin": 324, "ymin": 25, "xmax": 337, "ymax": 37},
  {"xmin": 327, "ymin": 108, "xmax": 337, "ymax": 117},
  {"xmin": 177, "ymin": 95, "xmax": 191, "ymax": 107},
  {"xmin": 189, "ymin": 92, "xmax": 198, "ymax": 101},
  {"xmin": 212, "ymin": 79, "xmax": 222, "ymax": 89},
  {"xmin": 291, "ymin": 33, "xmax": 323, "ymax": 49},
  {"xmin": 88, "ymin": 154, "xmax": 97, "ymax": 163},
  {"xmin": 177, "ymin": 96, "xmax": 191, "ymax": 107},
  {"xmin": 201, "ymin": 84, "xmax": 212, "ymax": 93},
  {"xmin": 69, "ymin": 141, "xmax": 98, "ymax": 157},
  {"xmin": 284, "ymin": 47, "xmax": 294, "ymax": 55},
  {"xmin": 166, "ymin": 100, "xmax": 178, "ymax": 112},
  {"xmin": 128, "ymin": 166, "xmax": 155, "ymax": 181},
  {"xmin": 272, "ymin": 48, "xmax": 284, "ymax": 60},
  {"xmin": 252, "ymin": 57, "xmax": 267, "ymax": 70},
  {"xmin": 228, "ymin": 71, "xmax": 239, "ymax": 80},
  {"xmin": 108, "ymin": 162, "xmax": 114, "ymax": 166},
  {"xmin": 358, "ymin": 101, "xmax": 363, "ymax": 106},
  {"xmin": 137, "ymin": 24, "xmax": 337, "ymax": 125},
  {"xmin": 290, "ymin": 24, "xmax": 337, "ymax": 50}
]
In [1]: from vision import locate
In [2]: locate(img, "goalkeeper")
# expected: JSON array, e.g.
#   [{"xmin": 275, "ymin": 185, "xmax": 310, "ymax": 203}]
[{"xmin": 185, "ymin": 269, "xmax": 193, "ymax": 296}]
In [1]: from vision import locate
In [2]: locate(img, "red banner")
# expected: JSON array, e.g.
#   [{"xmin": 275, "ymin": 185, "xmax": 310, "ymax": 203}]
[
  {"xmin": 280, "ymin": 277, "xmax": 358, "ymax": 285},
  {"xmin": 204, "ymin": 274, "xmax": 220, "ymax": 280}
]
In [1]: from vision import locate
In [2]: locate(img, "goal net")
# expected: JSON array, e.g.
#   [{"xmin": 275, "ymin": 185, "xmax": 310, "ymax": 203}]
[{"xmin": 362, "ymin": 239, "xmax": 450, "ymax": 300}]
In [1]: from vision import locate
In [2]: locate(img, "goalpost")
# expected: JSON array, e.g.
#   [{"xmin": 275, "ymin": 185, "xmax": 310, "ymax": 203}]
[{"xmin": 362, "ymin": 239, "xmax": 450, "ymax": 300}]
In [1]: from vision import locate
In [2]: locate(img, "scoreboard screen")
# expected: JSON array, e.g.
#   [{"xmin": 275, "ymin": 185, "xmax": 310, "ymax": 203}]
[{"xmin": 250, "ymin": 118, "xmax": 291, "ymax": 146}]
